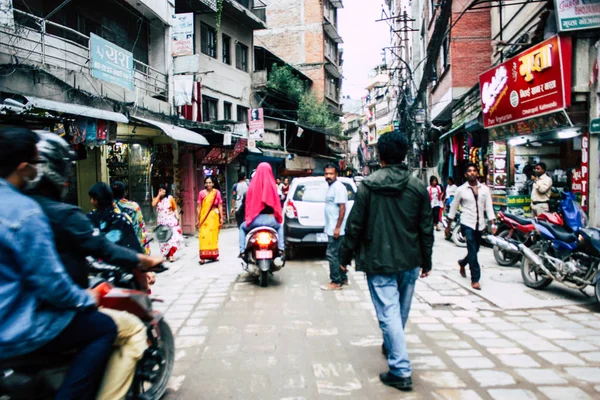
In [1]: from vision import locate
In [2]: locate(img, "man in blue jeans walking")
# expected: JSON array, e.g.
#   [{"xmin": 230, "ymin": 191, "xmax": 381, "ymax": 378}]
[
  {"xmin": 340, "ymin": 133, "xmax": 433, "ymax": 391},
  {"xmin": 446, "ymin": 163, "xmax": 496, "ymax": 290}
]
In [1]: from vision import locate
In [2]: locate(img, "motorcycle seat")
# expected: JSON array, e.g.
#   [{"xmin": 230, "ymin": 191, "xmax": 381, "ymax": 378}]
[
  {"xmin": 503, "ymin": 213, "xmax": 532, "ymax": 226},
  {"xmin": 538, "ymin": 221, "xmax": 577, "ymax": 243}
]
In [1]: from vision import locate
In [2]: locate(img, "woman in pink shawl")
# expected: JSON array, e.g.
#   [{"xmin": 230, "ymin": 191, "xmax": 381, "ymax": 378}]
[{"xmin": 238, "ymin": 163, "xmax": 285, "ymax": 258}]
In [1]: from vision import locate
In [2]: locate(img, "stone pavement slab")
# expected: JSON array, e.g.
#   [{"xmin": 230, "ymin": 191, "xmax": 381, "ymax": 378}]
[{"xmin": 152, "ymin": 229, "xmax": 600, "ymax": 399}]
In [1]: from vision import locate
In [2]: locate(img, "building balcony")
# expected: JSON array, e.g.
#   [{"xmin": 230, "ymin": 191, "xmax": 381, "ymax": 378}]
[
  {"xmin": 330, "ymin": 0, "xmax": 344, "ymax": 8},
  {"xmin": 0, "ymin": 9, "xmax": 168, "ymax": 100},
  {"xmin": 323, "ymin": 21, "xmax": 343, "ymax": 44},
  {"xmin": 227, "ymin": 0, "xmax": 267, "ymax": 28}
]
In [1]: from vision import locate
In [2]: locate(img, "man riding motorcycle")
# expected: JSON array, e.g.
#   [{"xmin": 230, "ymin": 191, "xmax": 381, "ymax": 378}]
[
  {"xmin": 0, "ymin": 127, "xmax": 116, "ymax": 400},
  {"xmin": 26, "ymin": 131, "xmax": 164, "ymax": 400}
]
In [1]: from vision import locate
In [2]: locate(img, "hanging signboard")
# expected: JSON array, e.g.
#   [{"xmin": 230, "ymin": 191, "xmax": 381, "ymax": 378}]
[
  {"xmin": 590, "ymin": 118, "xmax": 600, "ymax": 134},
  {"xmin": 554, "ymin": 0, "xmax": 600, "ymax": 32},
  {"xmin": 572, "ymin": 132, "xmax": 589, "ymax": 211},
  {"xmin": 248, "ymin": 108, "xmax": 265, "ymax": 140},
  {"xmin": 0, "ymin": 0, "xmax": 14, "ymax": 29},
  {"xmin": 90, "ymin": 33, "xmax": 134, "ymax": 91},
  {"xmin": 172, "ymin": 13, "xmax": 194, "ymax": 57},
  {"xmin": 479, "ymin": 35, "xmax": 572, "ymax": 130}
]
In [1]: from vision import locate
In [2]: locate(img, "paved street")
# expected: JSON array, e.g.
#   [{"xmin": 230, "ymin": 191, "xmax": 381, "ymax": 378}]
[{"xmin": 151, "ymin": 228, "xmax": 600, "ymax": 399}]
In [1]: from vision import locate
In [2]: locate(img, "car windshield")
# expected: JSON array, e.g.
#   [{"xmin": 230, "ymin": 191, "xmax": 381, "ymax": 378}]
[{"xmin": 292, "ymin": 180, "xmax": 356, "ymax": 203}]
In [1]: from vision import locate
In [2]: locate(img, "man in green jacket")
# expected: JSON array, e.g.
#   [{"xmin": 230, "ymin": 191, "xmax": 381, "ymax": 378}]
[{"xmin": 340, "ymin": 132, "xmax": 433, "ymax": 391}]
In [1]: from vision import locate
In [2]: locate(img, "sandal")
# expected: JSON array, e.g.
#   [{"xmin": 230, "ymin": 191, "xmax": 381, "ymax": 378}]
[{"xmin": 199, "ymin": 259, "xmax": 205, "ymax": 265}]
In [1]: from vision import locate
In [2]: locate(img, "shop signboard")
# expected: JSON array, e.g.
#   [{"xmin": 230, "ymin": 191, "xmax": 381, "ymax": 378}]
[
  {"xmin": 172, "ymin": 13, "xmax": 194, "ymax": 57},
  {"xmin": 590, "ymin": 118, "xmax": 600, "ymax": 134},
  {"xmin": 91, "ymin": 33, "xmax": 134, "ymax": 91},
  {"xmin": 506, "ymin": 195, "xmax": 532, "ymax": 217},
  {"xmin": 479, "ymin": 35, "xmax": 572, "ymax": 130},
  {"xmin": 572, "ymin": 132, "xmax": 589, "ymax": 211},
  {"xmin": 248, "ymin": 108, "xmax": 265, "ymax": 140},
  {"xmin": 376, "ymin": 125, "xmax": 393, "ymax": 137},
  {"xmin": 554, "ymin": 0, "xmax": 600, "ymax": 32}
]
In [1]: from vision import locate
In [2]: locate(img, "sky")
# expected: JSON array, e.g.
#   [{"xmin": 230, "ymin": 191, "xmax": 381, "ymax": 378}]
[{"xmin": 338, "ymin": 1, "xmax": 391, "ymax": 100}]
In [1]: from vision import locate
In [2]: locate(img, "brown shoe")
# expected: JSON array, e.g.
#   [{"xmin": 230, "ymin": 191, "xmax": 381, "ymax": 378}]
[
  {"xmin": 321, "ymin": 282, "xmax": 343, "ymax": 291},
  {"xmin": 471, "ymin": 282, "xmax": 481, "ymax": 290},
  {"xmin": 459, "ymin": 263, "xmax": 466, "ymax": 278}
]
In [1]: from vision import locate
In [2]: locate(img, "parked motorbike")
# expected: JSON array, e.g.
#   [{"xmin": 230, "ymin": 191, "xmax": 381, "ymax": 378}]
[
  {"xmin": 242, "ymin": 227, "xmax": 285, "ymax": 287},
  {"xmin": 492, "ymin": 211, "xmax": 563, "ymax": 266},
  {"xmin": 446, "ymin": 212, "xmax": 466, "ymax": 247},
  {"xmin": 515, "ymin": 192, "xmax": 600, "ymax": 302},
  {"xmin": 0, "ymin": 260, "xmax": 174, "ymax": 400}
]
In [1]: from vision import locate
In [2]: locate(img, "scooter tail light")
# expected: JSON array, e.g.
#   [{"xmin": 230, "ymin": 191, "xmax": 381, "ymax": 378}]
[
  {"xmin": 256, "ymin": 232, "xmax": 272, "ymax": 246},
  {"xmin": 286, "ymin": 200, "xmax": 298, "ymax": 219}
]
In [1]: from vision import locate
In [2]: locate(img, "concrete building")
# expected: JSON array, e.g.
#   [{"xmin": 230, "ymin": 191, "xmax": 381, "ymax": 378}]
[
  {"xmin": 254, "ymin": 0, "xmax": 343, "ymax": 111},
  {"xmin": 0, "ymin": 0, "xmax": 200, "ymax": 214},
  {"xmin": 362, "ymin": 66, "xmax": 391, "ymax": 170}
]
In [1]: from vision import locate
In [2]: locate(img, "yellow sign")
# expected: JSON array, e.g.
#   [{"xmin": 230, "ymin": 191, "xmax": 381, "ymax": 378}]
[
  {"xmin": 518, "ymin": 44, "xmax": 553, "ymax": 82},
  {"xmin": 377, "ymin": 125, "xmax": 393, "ymax": 136}
]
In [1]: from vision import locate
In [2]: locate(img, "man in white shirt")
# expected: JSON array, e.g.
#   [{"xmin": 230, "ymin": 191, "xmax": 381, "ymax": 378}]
[
  {"xmin": 531, "ymin": 162, "xmax": 553, "ymax": 216},
  {"xmin": 321, "ymin": 164, "xmax": 348, "ymax": 291},
  {"xmin": 446, "ymin": 163, "xmax": 496, "ymax": 290}
]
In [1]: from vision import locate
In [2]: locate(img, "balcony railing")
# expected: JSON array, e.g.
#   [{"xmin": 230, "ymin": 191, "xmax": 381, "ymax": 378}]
[{"xmin": 0, "ymin": 9, "xmax": 168, "ymax": 99}]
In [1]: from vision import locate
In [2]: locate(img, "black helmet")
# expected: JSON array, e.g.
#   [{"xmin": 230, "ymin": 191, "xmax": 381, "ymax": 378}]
[{"xmin": 34, "ymin": 131, "xmax": 75, "ymax": 198}]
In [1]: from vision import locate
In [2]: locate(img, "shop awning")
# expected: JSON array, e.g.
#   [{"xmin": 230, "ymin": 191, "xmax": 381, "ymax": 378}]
[
  {"xmin": 25, "ymin": 96, "xmax": 129, "ymax": 123},
  {"xmin": 439, "ymin": 123, "xmax": 465, "ymax": 141},
  {"xmin": 133, "ymin": 116, "xmax": 209, "ymax": 146}
]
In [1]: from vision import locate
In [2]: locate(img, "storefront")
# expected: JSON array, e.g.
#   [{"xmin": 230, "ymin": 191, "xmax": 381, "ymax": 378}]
[
  {"xmin": 110, "ymin": 117, "xmax": 209, "ymax": 226},
  {"xmin": 479, "ymin": 35, "xmax": 589, "ymax": 216}
]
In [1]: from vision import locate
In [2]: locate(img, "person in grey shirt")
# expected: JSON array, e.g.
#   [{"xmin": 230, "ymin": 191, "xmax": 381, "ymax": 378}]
[
  {"xmin": 231, "ymin": 172, "xmax": 249, "ymax": 227},
  {"xmin": 321, "ymin": 164, "xmax": 348, "ymax": 291},
  {"xmin": 446, "ymin": 163, "xmax": 496, "ymax": 290}
]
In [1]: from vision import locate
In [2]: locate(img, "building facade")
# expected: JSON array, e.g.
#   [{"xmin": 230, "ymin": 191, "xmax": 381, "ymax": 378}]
[{"xmin": 255, "ymin": 0, "xmax": 343, "ymax": 110}]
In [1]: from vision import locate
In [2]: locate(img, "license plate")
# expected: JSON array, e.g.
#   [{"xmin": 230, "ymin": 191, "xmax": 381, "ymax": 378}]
[
  {"xmin": 255, "ymin": 250, "xmax": 273, "ymax": 259},
  {"xmin": 316, "ymin": 233, "xmax": 329, "ymax": 243}
]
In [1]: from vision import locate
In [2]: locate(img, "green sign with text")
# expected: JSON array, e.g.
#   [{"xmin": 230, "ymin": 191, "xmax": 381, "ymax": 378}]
[{"xmin": 591, "ymin": 118, "xmax": 600, "ymax": 134}]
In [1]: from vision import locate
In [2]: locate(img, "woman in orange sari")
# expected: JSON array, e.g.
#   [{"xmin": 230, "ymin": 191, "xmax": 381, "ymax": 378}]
[{"xmin": 196, "ymin": 176, "xmax": 223, "ymax": 264}]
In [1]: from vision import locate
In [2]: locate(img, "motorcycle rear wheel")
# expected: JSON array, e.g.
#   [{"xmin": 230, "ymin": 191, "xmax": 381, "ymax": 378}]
[
  {"xmin": 452, "ymin": 225, "xmax": 466, "ymax": 248},
  {"xmin": 595, "ymin": 280, "xmax": 600, "ymax": 305},
  {"xmin": 521, "ymin": 244, "xmax": 553, "ymax": 290},
  {"xmin": 493, "ymin": 230, "xmax": 522, "ymax": 267},
  {"xmin": 259, "ymin": 270, "xmax": 269, "ymax": 287},
  {"xmin": 129, "ymin": 319, "xmax": 175, "ymax": 400}
]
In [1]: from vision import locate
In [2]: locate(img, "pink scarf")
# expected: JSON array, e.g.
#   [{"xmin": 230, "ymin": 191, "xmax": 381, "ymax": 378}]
[{"xmin": 245, "ymin": 162, "xmax": 283, "ymax": 225}]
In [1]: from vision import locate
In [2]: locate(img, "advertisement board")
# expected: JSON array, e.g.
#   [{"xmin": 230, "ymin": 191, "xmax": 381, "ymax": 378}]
[
  {"xmin": 479, "ymin": 35, "xmax": 572, "ymax": 129},
  {"xmin": 248, "ymin": 108, "xmax": 265, "ymax": 140},
  {"xmin": 555, "ymin": 0, "xmax": 600, "ymax": 32},
  {"xmin": 90, "ymin": 33, "xmax": 134, "ymax": 91},
  {"xmin": 172, "ymin": 13, "xmax": 194, "ymax": 57}
]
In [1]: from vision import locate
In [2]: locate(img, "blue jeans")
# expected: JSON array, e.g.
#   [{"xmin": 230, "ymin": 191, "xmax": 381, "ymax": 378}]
[
  {"xmin": 459, "ymin": 225, "xmax": 482, "ymax": 283},
  {"xmin": 367, "ymin": 267, "xmax": 420, "ymax": 378},
  {"xmin": 239, "ymin": 214, "xmax": 285, "ymax": 253},
  {"xmin": 40, "ymin": 309, "xmax": 118, "ymax": 400},
  {"xmin": 326, "ymin": 235, "xmax": 346, "ymax": 284}
]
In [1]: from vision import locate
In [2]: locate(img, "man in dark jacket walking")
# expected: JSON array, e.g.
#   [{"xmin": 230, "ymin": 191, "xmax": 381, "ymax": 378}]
[{"xmin": 340, "ymin": 132, "xmax": 433, "ymax": 391}]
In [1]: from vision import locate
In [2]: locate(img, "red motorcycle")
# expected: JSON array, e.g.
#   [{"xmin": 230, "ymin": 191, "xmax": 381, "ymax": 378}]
[
  {"xmin": 0, "ymin": 260, "xmax": 174, "ymax": 400},
  {"xmin": 493, "ymin": 211, "xmax": 563, "ymax": 266}
]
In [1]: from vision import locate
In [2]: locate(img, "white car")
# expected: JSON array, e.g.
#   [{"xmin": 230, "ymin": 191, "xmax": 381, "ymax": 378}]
[{"xmin": 283, "ymin": 176, "xmax": 357, "ymax": 259}]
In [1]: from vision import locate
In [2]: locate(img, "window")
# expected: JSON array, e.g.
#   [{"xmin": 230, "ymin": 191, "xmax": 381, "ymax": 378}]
[
  {"xmin": 202, "ymin": 96, "xmax": 218, "ymax": 122},
  {"xmin": 237, "ymin": 105, "xmax": 249, "ymax": 123},
  {"xmin": 222, "ymin": 34, "xmax": 231, "ymax": 65},
  {"xmin": 235, "ymin": 42, "xmax": 249, "ymax": 72},
  {"xmin": 201, "ymin": 23, "xmax": 217, "ymax": 58},
  {"xmin": 292, "ymin": 180, "xmax": 356, "ymax": 203},
  {"xmin": 325, "ymin": 73, "xmax": 340, "ymax": 101},
  {"xmin": 224, "ymin": 102, "xmax": 232, "ymax": 120},
  {"xmin": 325, "ymin": 37, "xmax": 338, "ymax": 64},
  {"xmin": 440, "ymin": 36, "xmax": 450, "ymax": 72}
]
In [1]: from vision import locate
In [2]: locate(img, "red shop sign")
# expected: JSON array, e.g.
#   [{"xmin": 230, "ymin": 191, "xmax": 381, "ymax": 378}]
[{"xmin": 479, "ymin": 35, "xmax": 572, "ymax": 129}]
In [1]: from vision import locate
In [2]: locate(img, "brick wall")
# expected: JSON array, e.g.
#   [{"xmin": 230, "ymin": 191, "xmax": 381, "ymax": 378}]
[{"xmin": 450, "ymin": 9, "xmax": 491, "ymax": 88}]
